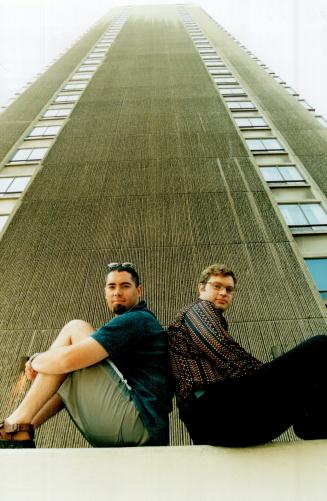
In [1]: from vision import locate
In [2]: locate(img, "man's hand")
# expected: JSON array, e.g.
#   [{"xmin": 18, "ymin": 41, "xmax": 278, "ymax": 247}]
[{"xmin": 25, "ymin": 359, "xmax": 38, "ymax": 381}]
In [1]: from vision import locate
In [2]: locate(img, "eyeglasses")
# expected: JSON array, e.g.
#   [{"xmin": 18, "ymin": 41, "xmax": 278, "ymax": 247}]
[
  {"xmin": 107, "ymin": 262, "xmax": 136, "ymax": 271},
  {"xmin": 206, "ymin": 282, "xmax": 235, "ymax": 295}
]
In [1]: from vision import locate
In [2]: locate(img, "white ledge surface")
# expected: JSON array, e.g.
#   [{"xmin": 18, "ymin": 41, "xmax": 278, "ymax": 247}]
[{"xmin": 1, "ymin": 441, "xmax": 327, "ymax": 501}]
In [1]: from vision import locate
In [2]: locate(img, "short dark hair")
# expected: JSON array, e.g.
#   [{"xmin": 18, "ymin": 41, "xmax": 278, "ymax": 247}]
[
  {"xmin": 199, "ymin": 263, "xmax": 237, "ymax": 286},
  {"xmin": 106, "ymin": 263, "xmax": 140, "ymax": 287}
]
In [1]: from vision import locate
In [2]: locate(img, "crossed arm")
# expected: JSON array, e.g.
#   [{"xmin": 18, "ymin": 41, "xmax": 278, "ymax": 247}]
[{"xmin": 29, "ymin": 338, "xmax": 109, "ymax": 376}]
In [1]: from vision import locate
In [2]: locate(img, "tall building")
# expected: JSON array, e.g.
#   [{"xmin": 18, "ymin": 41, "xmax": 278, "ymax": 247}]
[{"xmin": 0, "ymin": 4, "xmax": 326, "ymax": 448}]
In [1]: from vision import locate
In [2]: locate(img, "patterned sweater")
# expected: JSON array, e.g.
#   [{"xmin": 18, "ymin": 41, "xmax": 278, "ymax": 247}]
[{"xmin": 167, "ymin": 299, "xmax": 263, "ymax": 403}]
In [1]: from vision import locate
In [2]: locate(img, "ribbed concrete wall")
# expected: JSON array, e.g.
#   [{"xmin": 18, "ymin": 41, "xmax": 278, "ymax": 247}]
[{"xmin": 1, "ymin": 5, "xmax": 327, "ymax": 448}]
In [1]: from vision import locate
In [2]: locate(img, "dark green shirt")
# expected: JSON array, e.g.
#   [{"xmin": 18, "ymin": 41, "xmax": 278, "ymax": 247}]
[{"xmin": 92, "ymin": 300, "xmax": 171, "ymax": 445}]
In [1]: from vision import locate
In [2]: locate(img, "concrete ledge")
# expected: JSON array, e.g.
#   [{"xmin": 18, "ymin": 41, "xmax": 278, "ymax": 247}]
[{"xmin": 1, "ymin": 441, "xmax": 327, "ymax": 500}]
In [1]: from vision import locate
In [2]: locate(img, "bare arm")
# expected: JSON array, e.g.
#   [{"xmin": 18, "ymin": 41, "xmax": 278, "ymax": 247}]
[{"xmin": 30, "ymin": 338, "xmax": 109, "ymax": 375}]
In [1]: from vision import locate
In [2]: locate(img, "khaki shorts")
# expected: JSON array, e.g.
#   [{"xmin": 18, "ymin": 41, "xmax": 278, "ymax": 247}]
[{"xmin": 58, "ymin": 361, "xmax": 150, "ymax": 447}]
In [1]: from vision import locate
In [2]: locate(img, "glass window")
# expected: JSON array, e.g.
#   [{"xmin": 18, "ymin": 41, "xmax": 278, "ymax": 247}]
[
  {"xmin": 63, "ymin": 83, "xmax": 87, "ymax": 91},
  {"xmin": 209, "ymin": 68, "xmax": 230, "ymax": 75},
  {"xmin": 226, "ymin": 101, "xmax": 256, "ymax": 110},
  {"xmin": 71, "ymin": 73, "xmax": 92, "ymax": 80},
  {"xmin": 214, "ymin": 77, "xmax": 237, "ymax": 84},
  {"xmin": 29, "ymin": 148, "xmax": 48, "ymax": 161},
  {"xmin": 84, "ymin": 59, "xmax": 101, "ymax": 65},
  {"xmin": 246, "ymin": 138, "xmax": 284, "ymax": 151},
  {"xmin": 0, "ymin": 178, "xmax": 13, "ymax": 193},
  {"xmin": 10, "ymin": 148, "xmax": 47, "ymax": 162},
  {"xmin": 29, "ymin": 126, "xmax": 47, "ymax": 137},
  {"xmin": 78, "ymin": 65, "xmax": 97, "ymax": 72},
  {"xmin": 29, "ymin": 126, "xmax": 60, "ymax": 137},
  {"xmin": 43, "ymin": 108, "xmax": 70, "ymax": 118},
  {"xmin": 4, "ymin": 177, "xmax": 30, "ymax": 193},
  {"xmin": 0, "ymin": 215, "xmax": 9, "ymax": 232},
  {"xmin": 260, "ymin": 165, "xmax": 304, "ymax": 183},
  {"xmin": 203, "ymin": 58, "xmax": 222, "ymax": 63},
  {"xmin": 220, "ymin": 88, "xmax": 246, "ymax": 96},
  {"xmin": 305, "ymin": 258, "xmax": 327, "ymax": 300},
  {"xmin": 87, "ymin": 53, "xmax": 104, "ymax": 59},
  {"xmin": 198, "ymin": 49, "xmax": 216, "ymax": 54},
  {"xmin": 279, "ymin": 203, "xmax": 327, "ymax": 231},
  {"xmin": 235, "ymin": 117, "xmax": 267, "ymax": 128},
  {"xmin": 55, "ymin": 95, "xmax": 79, "ymax": 103}
]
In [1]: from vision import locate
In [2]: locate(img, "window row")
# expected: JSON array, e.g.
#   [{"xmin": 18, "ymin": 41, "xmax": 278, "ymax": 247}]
[{"xmin": 183, "ymin": 10, "xmax": 327, "ymax": 302}]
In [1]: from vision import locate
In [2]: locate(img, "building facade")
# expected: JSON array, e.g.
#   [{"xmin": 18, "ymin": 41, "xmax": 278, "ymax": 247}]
[{"xmin": 0, "ymin": 4, "xmax": 326, "ymax": 447}]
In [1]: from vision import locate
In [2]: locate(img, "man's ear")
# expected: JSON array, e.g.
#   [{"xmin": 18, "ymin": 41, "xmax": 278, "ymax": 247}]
[{"xmin": 198, "ymin": 282, "xmax": 205, "ymax": 294}]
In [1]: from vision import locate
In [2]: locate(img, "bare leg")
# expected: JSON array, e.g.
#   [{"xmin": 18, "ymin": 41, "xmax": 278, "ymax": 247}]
[
  {"xmin": 31, "ymin": 394, "xmax": 64, "ymax": 428},
  {"xmin": 5, "ymin": 320, "xmax": 95, "ymax": 439}
]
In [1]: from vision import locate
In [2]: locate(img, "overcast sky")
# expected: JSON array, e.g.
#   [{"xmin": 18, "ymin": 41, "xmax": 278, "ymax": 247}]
[{"xmin": 1, "ymin": 0, "xmax": 327, "ymax": 118}]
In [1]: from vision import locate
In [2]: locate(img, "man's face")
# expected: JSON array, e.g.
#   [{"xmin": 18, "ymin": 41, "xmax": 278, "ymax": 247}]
[
  {"xmin": 198, "ymin": 273, "xmax": 235, "ymax": 312},
  {"xmin": 104, "ymin": 270, "xmax": 141, "ymax": 315}
]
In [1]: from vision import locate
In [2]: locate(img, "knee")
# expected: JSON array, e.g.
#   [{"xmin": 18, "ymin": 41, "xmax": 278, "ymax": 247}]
[
  {"xmin": 64, "ymin": 319, "xmax": 93, "ymax": 331},
  {"xmin": 61, "ymin": 319, "xmax": 95, "ymax": 343}
]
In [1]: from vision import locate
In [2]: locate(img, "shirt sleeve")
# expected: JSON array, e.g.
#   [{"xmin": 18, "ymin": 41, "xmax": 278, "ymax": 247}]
[
  {"xmin": 91, "ymin": 312, "xmax": 140, "ymax": 359},
  {"xmin": 184, "ymin": 300, "xmax": 262, "ymax": 368}
]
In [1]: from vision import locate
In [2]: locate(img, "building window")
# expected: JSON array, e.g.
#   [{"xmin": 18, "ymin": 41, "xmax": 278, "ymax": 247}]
[
  {"xmin": 203, "ymin": 57, "xmax": 222, "ymax": 62},
  {"xmin": 220, "ymin": 88, "xmax": 246, "ymax": 96},
  {"xmin": 43, "ymin": 109, "xmax": 71, "ymax": 118},
  {"xmin": 84, "ymin": 59, "xmax": 101, "ymax": 65},
  {"xmin": 63, "ymin": 83, "xmax": 87, "ymax": 91},
  {"xmin": 71, "ymin": 73, "xmax": 92, "ymax": 81},
  {"xmin": 246, "ymin": 138, "xmax": 284, "ymax": 152},
  {"xmin": 279, "ymin": 203, "xmax": 327, "ymax": 232},
  {"xmin": 55, "ymin": 94, "xmax": 79, "ymax": 103},
  {"xmin": 235, "ymin": 117, "xmax": 268, "ymax": 128},
  {"xmin": 214, "ymin": 77, "xmax": 237, "ymax": 85},
  {"xmin": 10, "ymin": 148, "xmax": 48, "ymax": 162},
  {"xmin": 304, "ymin": 258, "xmax": 327, "ymax": 300},
  {"xmin": 198, "ymin": 49, "xmax": 216, "ymax": 54},
  {"xmin": 0, "ymin": 215, "xmax": 9, "ymax": 232},
  {"xmin": 208, "ymin": 68, "xmax": 231, "ymax": 75},
  {"xmin": 0, "ymin": 176, "xmax": 31, "ymax": 194},
  {"xmin": 226, "ymin": 100, "xmax": 256, "ymax": 110},
  {"xmin": 260, "ymin": 165, "xmax": 305, "ymax": 184},
  {"xmin": 28, "ymin": 126, "xmax": 61, "ymax": 137},
  {"xmin": 87, "ymin": 54, "xmax": 104, "ymax": 59}
]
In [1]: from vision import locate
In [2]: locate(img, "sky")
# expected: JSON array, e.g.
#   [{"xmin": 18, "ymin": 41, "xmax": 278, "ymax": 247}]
[{"xmin": 0, "ymin": 0, "xmax": 327, "ymax": 118}]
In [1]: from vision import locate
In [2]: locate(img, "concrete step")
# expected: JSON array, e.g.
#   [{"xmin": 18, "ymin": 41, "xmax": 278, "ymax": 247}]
[{"xmin": 1, "ymin": 441, "xmax": 327, "ymax": 501}]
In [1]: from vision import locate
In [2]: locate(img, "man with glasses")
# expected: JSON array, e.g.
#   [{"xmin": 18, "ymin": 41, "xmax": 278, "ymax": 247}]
[
  {"xmin": 167, "ymin": 263, "xmax": 327, "ymax": 446},
  {"xmin": 1, "ymin": 263, "xmax": 171, "ymax": 448}
]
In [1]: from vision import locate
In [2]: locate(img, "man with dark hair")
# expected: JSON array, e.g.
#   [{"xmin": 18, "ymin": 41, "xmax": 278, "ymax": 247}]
[
  {"xmin": 167, "ymin": 263, "xmax": 327, "ymax": 447},
  {"xmin": 1, "ymin": 263, "xmax": 171, "ymax": 448}
]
